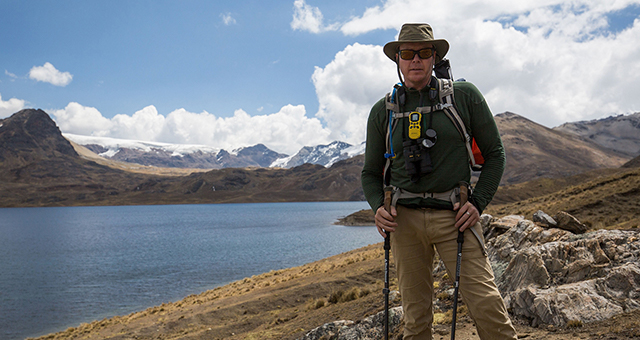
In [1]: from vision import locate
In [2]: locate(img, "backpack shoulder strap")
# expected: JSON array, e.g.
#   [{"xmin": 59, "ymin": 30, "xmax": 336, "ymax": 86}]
[
  {"xmin": 385, "ymin": 92, "xmax": 400, "ymax": 113},
  {"xmin": 437, "ymin": 78, "xmax": 483, "ymax": 171},
  {"xmin": 383, "ymin": 86, "xmax": 403, "ymax": 186},
  {"xmin": 438, "ymin": 78, "xmax": 466, "ymax": 139}
]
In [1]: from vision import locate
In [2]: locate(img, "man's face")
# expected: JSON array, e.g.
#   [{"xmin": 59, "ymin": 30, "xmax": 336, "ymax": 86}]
[{"xmin": 397, "ymin": 42, "xmax": 435, "ymax": 90}]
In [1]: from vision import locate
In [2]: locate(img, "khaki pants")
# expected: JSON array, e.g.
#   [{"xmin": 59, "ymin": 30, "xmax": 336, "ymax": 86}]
[{"xmin": 391, "ymin": 205, "xmax": 517, "ymax": 340}]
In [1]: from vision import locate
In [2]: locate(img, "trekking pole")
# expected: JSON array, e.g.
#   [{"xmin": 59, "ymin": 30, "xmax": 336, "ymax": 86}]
[
  {"xmin": 451, "ymin": 183, "xmax": 468, "ymax": 340},
  {"xmin": 383, "ymin": 188, "xmax": 393, "ymax": 340}
]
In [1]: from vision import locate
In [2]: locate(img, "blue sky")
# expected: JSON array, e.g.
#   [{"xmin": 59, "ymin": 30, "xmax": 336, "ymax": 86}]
[{"xmin": 1, "ymin": 0, "xmax": 639, "ymax": 154}]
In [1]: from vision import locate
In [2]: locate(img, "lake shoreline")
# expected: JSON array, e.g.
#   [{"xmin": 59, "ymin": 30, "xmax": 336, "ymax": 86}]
[
  {"xmin": 30, "ymin": 242, "xmax": 392, "ymax": 340},
  {"xmin": 31, "ymin": 235, "xmax": 640, "ymax": 340},
  {"xmin": 2, "ymin": 202, "xmax": 377, "ymax": 340}
]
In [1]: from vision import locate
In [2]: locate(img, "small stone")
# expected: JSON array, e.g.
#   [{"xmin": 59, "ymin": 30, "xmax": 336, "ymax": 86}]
[
  {"xmin": 555, "ymin": 211, "xmax": 588, "ymax": 234},
  {"xmin": 533, "ymin": 210, "xmax": 557, "ymax": 227}
]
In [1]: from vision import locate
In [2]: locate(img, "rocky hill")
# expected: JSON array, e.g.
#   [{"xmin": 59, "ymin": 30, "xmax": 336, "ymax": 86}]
[
  {"xmin": 623, "ymin": 154, "xmax": 640, "ymax": 168},
  {"xmin": 65, "ymin": 134, "xmax": 363, "ymax": 170},
  {"xmin": 0, "ymin": 109, "xmax": 365, "ymax": 207},
  {"xmin": 65, "ymin": 111, "xmax": 633, "ymax": 186},
  {"xmin": 0, "ymin": 109, "xmax": 77, "ymax": 174},
  {"xmin": 0, "ymin": 109, "xmax": 636, "ymax": 207},
  {"xmin": 554, "ymin": 112, "xmax": 640, "ymax": 157},
  {"xmin": 495, "ymin": 112, "xmax": 629, "ymax": 185},
  {"xmin": 0, "ymin": 109, "xmax": 167, "ymax": 206}
]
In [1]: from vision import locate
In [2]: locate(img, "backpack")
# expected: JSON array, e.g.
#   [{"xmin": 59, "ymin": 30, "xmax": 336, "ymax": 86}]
[{"xmin": 382, "ymin": 62, "xmax": 483, "ymax": 186}]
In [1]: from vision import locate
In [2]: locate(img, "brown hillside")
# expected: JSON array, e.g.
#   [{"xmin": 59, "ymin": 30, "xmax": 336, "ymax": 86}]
[
  {"xmin": 495, "ymin": 112, "xmax": 629, "ymax": 185},
  {"xmin": 486, "ymin": 166, "xmax": 640, "ymax": 230},
  {"xmin": 1, "ymin": 109, "xmax": 634, "ymax": 209},
  {"xmin": 0, "ymin": 110, "xmax": 365, "ymax": 207},
  {"xmin": 121, "ymin": 156, "xmax": 365, "ymax": 206},
  {"xmin": 622, "ymin": 154, "xmax": 640, "ymax": 168},
  {"xmin": 0, "ymin": 109, "xmax": 162, "ymax": 206},
  {"xmin": 70, "ymin": 140, "xmax": 208, "ymax": 176}
]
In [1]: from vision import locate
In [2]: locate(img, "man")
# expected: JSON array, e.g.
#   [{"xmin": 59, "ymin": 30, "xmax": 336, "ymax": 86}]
[{"xmin": 361, "ymin": 23, "xmax": 518, "ymax": 339}]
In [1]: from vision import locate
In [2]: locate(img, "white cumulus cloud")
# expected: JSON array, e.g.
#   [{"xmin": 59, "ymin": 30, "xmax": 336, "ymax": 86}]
[
  {"xmin": 0, "ymin": 94, "xmax": 26, "ymax": 118},
  {"xmin": 52, "ymin": 103, "xmax": 112, "ymax": 135},
  {"xmin": 312, "ymin": 0, "xmax": 640, "ymax": 128},
  {"xmin": 109, "ymin": 106, "xmax": 166, "ymax": 141},
  {"xmin": 312, "ymin": 43, "xmax": 397, "ymax": 144},
  {"xmin": 291, "ymin": 0, "xmax": 338, "ymax": 33},
  {"xmin": 29, "ymin": 62, "xmax": 73, "ymax": 87},
  {"xmin": 52, "ymin": 102, "xmax": 331, "ymax": 155},
  {"xmin": 27, "ymin": 0, "xmax": 640, "ymax": 157},
  {"xmin": 221, "ymin": 12, "xmax": 236, "ymax": 25}
]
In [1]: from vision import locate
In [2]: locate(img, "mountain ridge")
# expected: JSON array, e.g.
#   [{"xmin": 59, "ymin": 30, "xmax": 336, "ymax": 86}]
[
  {"xmin": 0, "ymin": 109, "xmax": 366, "ymax": 207},
  {"xmin": 63, "ymin": 111, "xmax": 637, "ymax": 185},
  {"xmin": 64, "ymin": 133, "xmax": 363, "ymax": 170},
  {"xmin": 553, "ymin": 112, "xmax": 640, "ymax": 157},
  {"xmin": 495, "ymin": 111, "xmax": 630, "ymax": 184},
  {"xmin": 0, "ymin": 108, "xmax": 636, "ymax": 207}
]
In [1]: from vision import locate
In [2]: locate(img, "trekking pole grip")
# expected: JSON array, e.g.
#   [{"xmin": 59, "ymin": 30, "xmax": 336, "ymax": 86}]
[
  {"xmin": 384, "ymin": 188, "xmax": 392, "ymax": 214},
  {"xmin": 383, "ymin": 187, "xmax": 393, "ymax": 246},
  {"xmin": 458, "ymin": 181, "xmax": 469, "ymax": 208}
]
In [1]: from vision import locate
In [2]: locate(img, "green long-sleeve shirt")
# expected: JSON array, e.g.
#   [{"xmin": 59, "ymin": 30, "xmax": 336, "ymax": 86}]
[{"xmin": 361, "ymin": 80, "xmax": 505, "ymax": 213}]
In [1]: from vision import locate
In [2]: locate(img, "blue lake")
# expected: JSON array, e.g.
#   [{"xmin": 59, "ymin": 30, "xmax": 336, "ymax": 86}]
[{"xmin": 0, "ymin": 201, "xmax": 377, "ymax": 340}]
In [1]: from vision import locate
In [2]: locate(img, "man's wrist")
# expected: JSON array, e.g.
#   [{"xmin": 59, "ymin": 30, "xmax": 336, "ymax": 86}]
[{"xmin": 469, "ymin": 196, "xmax": 483, "ymax": 215}]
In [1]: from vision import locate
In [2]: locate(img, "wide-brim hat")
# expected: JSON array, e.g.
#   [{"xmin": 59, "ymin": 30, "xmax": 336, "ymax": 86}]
[{"xmin": 383, "ymin": 23, "xmax": 449, "ymax": 63}]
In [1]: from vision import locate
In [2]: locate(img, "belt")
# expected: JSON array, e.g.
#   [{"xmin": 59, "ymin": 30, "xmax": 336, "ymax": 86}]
[{"xmin": 390, "ymin": 187, "xmax": 460, "ymax": 208}]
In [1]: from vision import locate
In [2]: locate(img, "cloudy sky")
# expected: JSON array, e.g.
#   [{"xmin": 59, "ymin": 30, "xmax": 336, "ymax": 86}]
[{"xmin": 1, "ymin": 0, "xmax": 639, "ymax": 155}]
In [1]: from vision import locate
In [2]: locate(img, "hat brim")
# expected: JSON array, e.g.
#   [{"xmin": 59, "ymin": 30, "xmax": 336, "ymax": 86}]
[{"xmin": 384, "ymin": 39, "xmax": 449, "ymax": 63}]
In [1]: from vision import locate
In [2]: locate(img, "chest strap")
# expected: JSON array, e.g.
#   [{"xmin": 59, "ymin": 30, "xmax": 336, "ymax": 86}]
[{"xmin": 390, "ymin": 103, "xmax": 454, "ymax": 118}]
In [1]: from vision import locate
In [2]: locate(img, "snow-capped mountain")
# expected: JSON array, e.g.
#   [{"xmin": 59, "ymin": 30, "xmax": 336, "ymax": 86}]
[
  {"xmin": 63, "ymin": 134, "xmax": 288, "ymax": 169},
  {"xmin": 63, "ymin": 134, "xmax": 366, "ymax": 169},
  {"xmin": 270, "ymin": 141, "xmax": 366, "ymax": 168}
]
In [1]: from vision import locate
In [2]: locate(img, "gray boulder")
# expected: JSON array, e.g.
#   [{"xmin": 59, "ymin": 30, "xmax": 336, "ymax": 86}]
[
  {"xmin": 533, "ymin": 210, "xmax": 557, "ymax": 227},
  {"xmin": 555, "ymin": 211, "xmax": 589, "ymax": 234},
  {"xmin": 486, "ymin": 215, "xmax": 640, "ymax": 327},
  {"xmin": 299, "ymin": 306, "xmax": 404, "ymax": 340}
]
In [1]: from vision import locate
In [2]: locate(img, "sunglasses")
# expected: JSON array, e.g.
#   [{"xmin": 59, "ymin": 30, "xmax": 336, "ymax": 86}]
[{"xmin": 398, "ymin": 48, "xmax": 436, "ymax": 60}]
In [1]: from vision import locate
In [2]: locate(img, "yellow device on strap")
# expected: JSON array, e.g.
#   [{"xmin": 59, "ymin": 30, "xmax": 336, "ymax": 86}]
[{"xmin": 408, "ymin": 112, "xmax": 421, "ymax": 140}]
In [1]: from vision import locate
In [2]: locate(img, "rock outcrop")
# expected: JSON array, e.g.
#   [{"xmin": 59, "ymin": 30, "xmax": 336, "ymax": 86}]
[
  {"xmin": 299, "ymin": 306, "xmax": 404, "ymax": 340},
  {"xmin": 486, "ymin": 213, "xmax": 640, "ymax": 327},
  {"xmin": 306, "ymin": 211, "xmax": 640, "ymax": 338}
]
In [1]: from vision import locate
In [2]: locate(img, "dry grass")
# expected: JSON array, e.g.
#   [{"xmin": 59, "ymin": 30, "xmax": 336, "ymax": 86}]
[
  {"xmin": 487, "ymin": 167, "xmax": 640, "ymax": 230},
  {"xmin": 31, "ymin": 244, "xmax": 399, "ymax": 340}
]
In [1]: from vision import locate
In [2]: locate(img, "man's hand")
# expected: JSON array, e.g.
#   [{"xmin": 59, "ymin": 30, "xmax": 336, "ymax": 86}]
[
  {"xmin": 375, "ymin": 205, "xmax": 397, "ymax": 238},
  {"xmin": 453, "ymin": 201, "xmax": 479, "ymax": 232}
]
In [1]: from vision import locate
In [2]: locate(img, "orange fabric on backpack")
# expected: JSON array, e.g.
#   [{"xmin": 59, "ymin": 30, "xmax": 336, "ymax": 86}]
[{"xmin": 471, "ymin": 138, "xmax": 484, "ymax": 165}]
